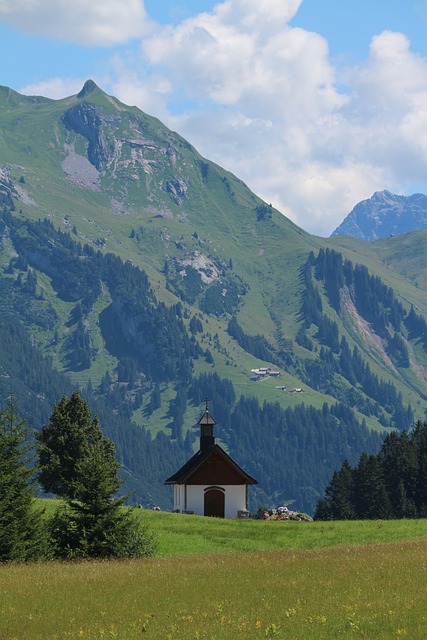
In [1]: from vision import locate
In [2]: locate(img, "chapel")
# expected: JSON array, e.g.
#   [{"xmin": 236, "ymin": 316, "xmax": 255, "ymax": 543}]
[{"xmin": 165, "ymin": 402, "xmax": 257, "ymax": 518}]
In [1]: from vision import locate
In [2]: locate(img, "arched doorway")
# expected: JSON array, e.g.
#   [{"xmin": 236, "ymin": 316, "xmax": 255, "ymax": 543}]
[{"xmin": 204, "ymin": 487, "xmax": 225, "ymax": 518}]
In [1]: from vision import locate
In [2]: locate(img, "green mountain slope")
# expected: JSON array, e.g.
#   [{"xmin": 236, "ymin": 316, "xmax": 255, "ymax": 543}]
[{"xmin": 0, "ymin": 80, "xmax": 426, "ymax": 513}]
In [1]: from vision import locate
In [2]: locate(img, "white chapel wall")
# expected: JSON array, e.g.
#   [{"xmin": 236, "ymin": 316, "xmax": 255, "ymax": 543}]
[{"xmin": 174, "ymin": 484, "xmax": 247, "ymax": 518}]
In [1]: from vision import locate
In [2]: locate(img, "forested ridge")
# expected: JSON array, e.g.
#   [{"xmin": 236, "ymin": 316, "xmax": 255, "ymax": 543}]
[
  {"xmin": 1, "ymin": 203, "xmax": 425, "ymax": 513},
  {"xmin": 5, "ymin": 211, "xmax": 197, "ymax": 382},
  {"xmin": 297, "ymin": 248, "xmax": 417, "ymax": 429}
]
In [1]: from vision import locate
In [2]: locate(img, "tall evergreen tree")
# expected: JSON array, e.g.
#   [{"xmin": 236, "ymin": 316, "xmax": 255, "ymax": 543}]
[
  {"xmin": 50, "ymin": 436, "xmax": 155, "ymax": 559},
  {"xmin": 38, "ymin": 392, "xmax": 156, "ymax": 559},
  {"xmin": 36, "ymin": 391, "xmax": 114, "ymax": 499},
  {"xmin": 352, "ymin": 453, "xmax": 392, "ymax": 519},
  {"xmin": 380, "ymin": 430, "xmax": 418, "ymax": 518},
  {"xmin": 327, "ymin": 459, "xmax": 356, "ymax": 520},
  {"xmin": 412, "ymin": 420, "xmax": 427, "ymax": 515},
  {"xmin": 0, "ymin": 394, "xmax": 49, "ymax": 561},
  {"xmin": 315, "ymin": 424, "xmax": 427, "ymax": 520}
]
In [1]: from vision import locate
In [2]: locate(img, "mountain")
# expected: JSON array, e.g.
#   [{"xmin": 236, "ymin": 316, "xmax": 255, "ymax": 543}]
[
  {"xmin": 1, "ymin": 81, "xmax": 427, "ymax": 514},
  {"xmin": 331, "ymin": 190, "xmax": 427, "ymax": 240}
]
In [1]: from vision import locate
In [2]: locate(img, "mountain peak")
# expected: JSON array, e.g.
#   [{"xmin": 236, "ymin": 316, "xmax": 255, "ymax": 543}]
[
  {"xmin": 77, "ymin": 80, "xmax": 99, "ymax": 99},
  {"xmin": 331, "ymin": 190, "xmax": 427, "ymax": 240}
]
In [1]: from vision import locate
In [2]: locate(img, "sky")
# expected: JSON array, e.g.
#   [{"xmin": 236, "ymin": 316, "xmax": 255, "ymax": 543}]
[{"xmin": 2, "ymin": 1, "xmax": 427, "ymax": 236}]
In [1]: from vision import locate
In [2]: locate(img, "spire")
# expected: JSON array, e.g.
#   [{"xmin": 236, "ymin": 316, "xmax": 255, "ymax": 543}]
[{"xmin": 198, "ymin": 398, "xmax": 216, "ymax": 450}]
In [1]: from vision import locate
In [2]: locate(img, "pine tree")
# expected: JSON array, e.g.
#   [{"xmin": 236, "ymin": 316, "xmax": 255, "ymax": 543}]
[
  {"xmin": 412, "ymin": 421, "xmax": 427, "ymax": 515},
  {"xmin": 380, "ymin": 430, "xmax": 418, "ymax": 517},
  {"xmin": 36, "ymin": 391, "xmax": 113, "ymax": 499},
  {"xmin": 38, "ymin": 392, "xmax": 156, "ymax": 559},
  {"xmin": 328, "ymin": 460, "xmax": 356, "ymax": 520},
  {"xmin": 314, "ymin": 459, "xmax": 356, "ymax": 521},
  {"xmin": 50, "ymin": 437, "xmax": 155, "ymax": 559},
  {"xmin": 0, "ymin": 394, "xmax": 49, "ymax": 561},
  {"xmin": 313, "ymin": 497, "xmax": 332, "ymax": 520},
  {"xmin": 353, "ymin": 453, "xmax": 393, "ymax": 519}
]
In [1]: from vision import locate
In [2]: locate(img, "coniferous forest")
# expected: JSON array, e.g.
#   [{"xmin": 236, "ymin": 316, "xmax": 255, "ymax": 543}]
[{"xmin": 315, "ymin": 420, "xmax": 427, "ymax": 520}]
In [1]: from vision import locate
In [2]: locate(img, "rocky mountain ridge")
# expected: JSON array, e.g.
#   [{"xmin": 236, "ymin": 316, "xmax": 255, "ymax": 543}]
[{"xmin": 332, "ymin": 190, "xmax": 427, "ymax": 240}]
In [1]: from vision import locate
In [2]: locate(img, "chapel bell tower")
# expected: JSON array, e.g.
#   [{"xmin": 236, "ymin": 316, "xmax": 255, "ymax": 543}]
[{"xmin": 198, "ymin": 399, "xmax": 216, "ymax": 450}]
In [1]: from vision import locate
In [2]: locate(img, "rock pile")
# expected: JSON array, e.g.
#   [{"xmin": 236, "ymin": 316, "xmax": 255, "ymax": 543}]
[{"xmin": 261, "ymin": 506, "xmax": 312, "ymax": 522}]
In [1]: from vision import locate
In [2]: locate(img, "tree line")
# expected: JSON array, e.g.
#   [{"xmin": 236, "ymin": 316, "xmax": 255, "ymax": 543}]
[
  {"xmin": 315, "ymin": 420, "xmax": 427, "ymax": 520},
  {"xmin": 0, "ymin": 392, "xmax": 156, "ymax": 562}
]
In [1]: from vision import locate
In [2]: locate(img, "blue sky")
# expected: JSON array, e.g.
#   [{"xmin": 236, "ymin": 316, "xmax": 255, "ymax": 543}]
[{"xmin": 1, "ymin": 0, "xmax": 427, "ymax": 235}]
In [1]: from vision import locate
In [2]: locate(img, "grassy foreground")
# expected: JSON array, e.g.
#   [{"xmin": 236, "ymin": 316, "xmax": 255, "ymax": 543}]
[{"xmin": 1, "ymin": 509, "xmax": 427, "ymax": 639}]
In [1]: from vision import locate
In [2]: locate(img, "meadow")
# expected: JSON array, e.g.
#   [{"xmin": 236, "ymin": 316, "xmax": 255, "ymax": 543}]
[{"xmin": 1, "ymin": 509, "xmax": 427, "ymax": 639}]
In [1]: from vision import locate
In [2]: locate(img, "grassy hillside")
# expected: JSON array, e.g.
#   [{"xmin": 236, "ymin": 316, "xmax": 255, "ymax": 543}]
[
  {"xmin": 329, "ymin": 231, "xmax": 427, "ymax": 313},
  {"xmin": 37, "ymin": 499, "xmax": 427, "ymax": 556}
]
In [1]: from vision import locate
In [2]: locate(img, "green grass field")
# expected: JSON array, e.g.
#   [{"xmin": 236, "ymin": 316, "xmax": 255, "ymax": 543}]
[{"xmin": 2, "ymin": 508, "xmax": 427, "ymax": 639}]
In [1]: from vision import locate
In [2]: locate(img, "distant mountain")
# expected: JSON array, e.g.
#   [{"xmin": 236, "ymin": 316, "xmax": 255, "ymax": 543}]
[
  {"xmin": 1, "ymin": 81, "xmax": 427, "ymax": 514},
  {"xmin": 331, "ymin": 190, "xmax": 427, "ymax": 240}
]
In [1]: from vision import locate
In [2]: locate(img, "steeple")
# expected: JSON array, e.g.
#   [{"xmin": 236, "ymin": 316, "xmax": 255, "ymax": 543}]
[{"xmin": 198, "ymin": 399, "xmax": 216, "ymax": 450}]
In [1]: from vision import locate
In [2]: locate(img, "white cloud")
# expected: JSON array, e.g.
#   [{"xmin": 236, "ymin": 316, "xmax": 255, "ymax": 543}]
[
  {"xmin": 344, "ymin": 31, "xmax": 427, "ymax": 182},
  {"xmin": 136, "ymin": 0, "xmax": 369, "ymax": 234},
  {"xmin": 136, "ymin": 7, "xmax": 427, "ymax": 235},
  {"xmin": 12, "ymin": 0, "xmax": 427, "ymax": 235},
  {"xmin": 19, "ymin": 77, "xmax": 86, "ymax": 100},
  {"xmin": 142, "ymin": 0, "xmax": 341, "ymax": 118},
  {"xmin": 0, "ymin": 0, "xmax": 152, "ymax": 46}
]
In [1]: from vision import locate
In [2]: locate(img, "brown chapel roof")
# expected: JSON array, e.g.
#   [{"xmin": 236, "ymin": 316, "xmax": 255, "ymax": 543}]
[{"xmin": 164, "ymin": 443, "xmax": 258, "ymax": 485}]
